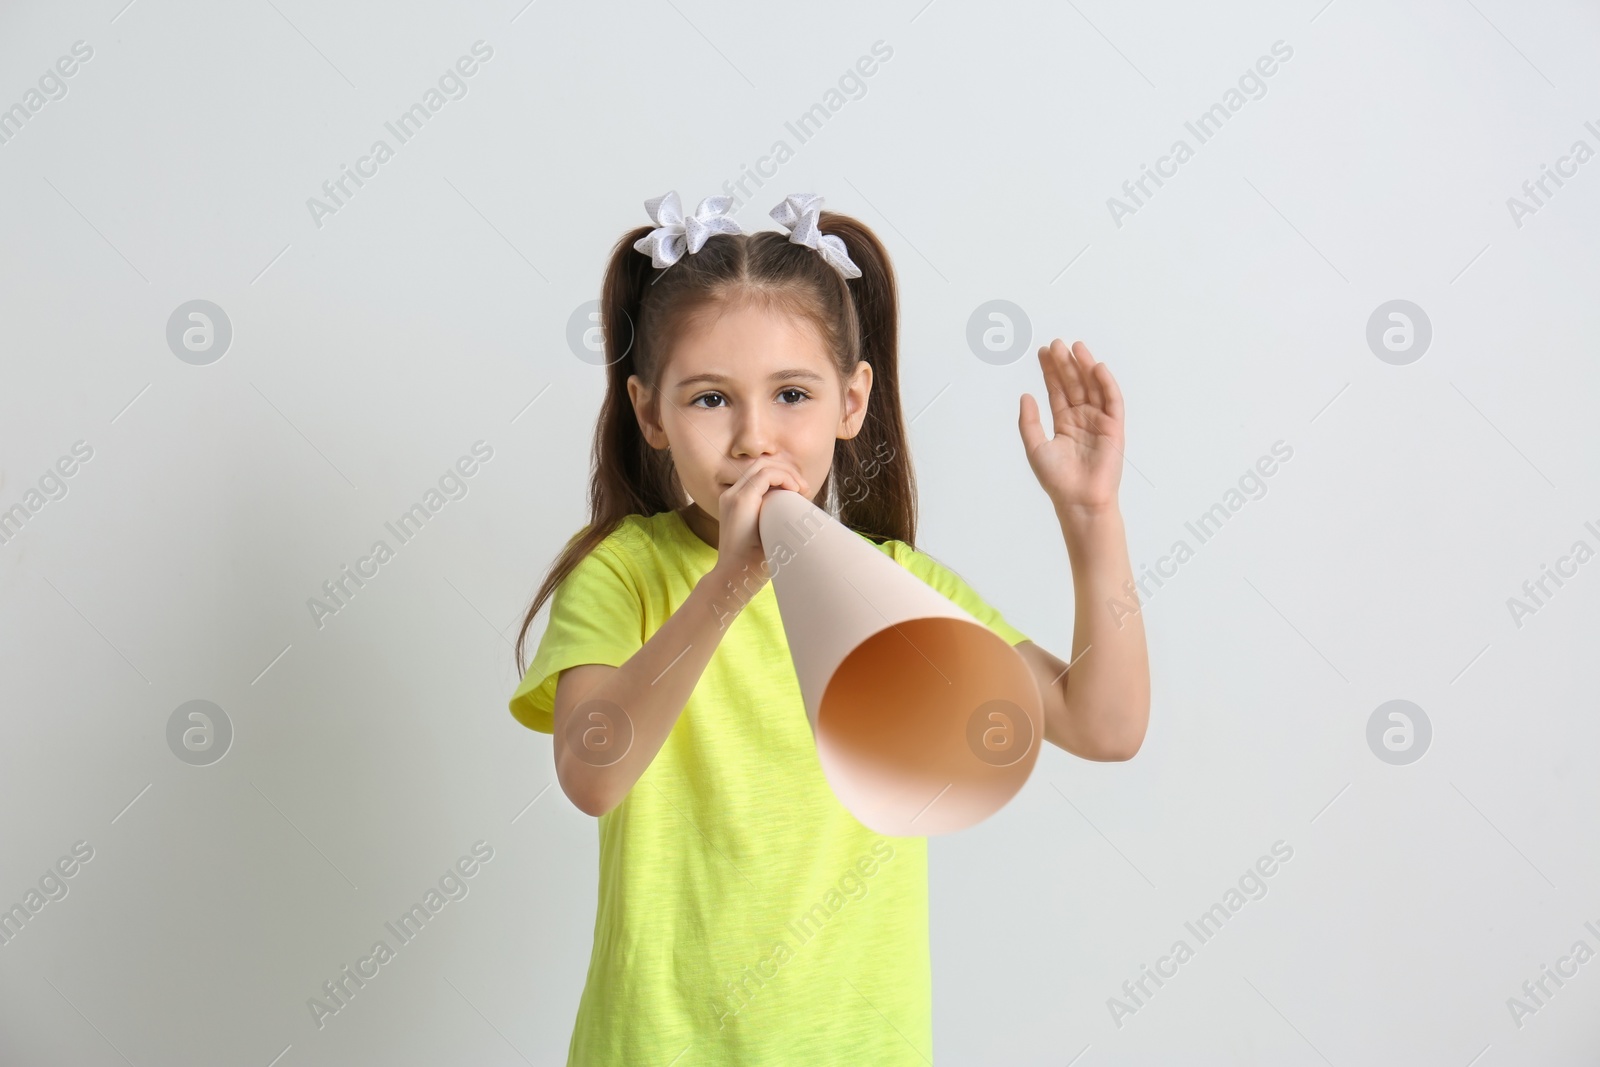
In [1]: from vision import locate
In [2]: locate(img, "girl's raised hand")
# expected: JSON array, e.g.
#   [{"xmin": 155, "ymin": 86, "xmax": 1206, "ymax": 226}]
[
  {"xmin": 1019, "ymin": 338, "xmax": 1126, "ymax": 516},
  {"xmin": 713, "ymin": 459, "xmax": 811, "ymax": 586}
]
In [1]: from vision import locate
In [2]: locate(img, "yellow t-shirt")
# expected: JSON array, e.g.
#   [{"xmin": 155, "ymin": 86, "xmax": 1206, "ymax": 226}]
[{"xmin": 509, "ymin": 508, "xmax": 1028, "ymax": 1066}]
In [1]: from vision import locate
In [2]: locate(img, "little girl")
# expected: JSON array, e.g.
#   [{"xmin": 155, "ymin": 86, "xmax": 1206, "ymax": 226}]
[{"xmin": 510, "ymin": 190, "xmax": 1150, "ymax": 1065}]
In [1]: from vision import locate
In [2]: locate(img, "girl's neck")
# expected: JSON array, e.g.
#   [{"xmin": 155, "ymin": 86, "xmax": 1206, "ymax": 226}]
[{"xmin": 677, "ymin": 502, "xmax": 720, "ymax": 552}]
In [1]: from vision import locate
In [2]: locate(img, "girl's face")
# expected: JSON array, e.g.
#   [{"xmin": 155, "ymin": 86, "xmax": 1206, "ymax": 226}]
[{"xmin": 628, "ymin": 301, "xmax": 872, "ymax": 523}]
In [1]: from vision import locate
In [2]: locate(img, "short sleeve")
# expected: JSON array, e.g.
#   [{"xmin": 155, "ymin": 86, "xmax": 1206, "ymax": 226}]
[
  {"xmin": 887, "ymin": 541, "xmax": 1030, "ymax": 647},
  {"xmin": 509, "ymin": 535, "xmax": 647, "ymax": 734}
]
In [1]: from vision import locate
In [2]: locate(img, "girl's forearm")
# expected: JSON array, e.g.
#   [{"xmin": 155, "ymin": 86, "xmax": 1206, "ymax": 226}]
[
  {"xmin": 1057, "ymin": 503, "xmax": 1150, "ymax": 759},
  {"xmin": 561, "ymin": 563, "xmax": 756, "ymax": 815}
]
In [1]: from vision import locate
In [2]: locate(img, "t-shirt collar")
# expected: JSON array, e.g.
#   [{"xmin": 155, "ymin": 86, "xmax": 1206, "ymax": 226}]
[{"xmin": 667, "ymin": 507, "xmax": 720, "ymax": 564}]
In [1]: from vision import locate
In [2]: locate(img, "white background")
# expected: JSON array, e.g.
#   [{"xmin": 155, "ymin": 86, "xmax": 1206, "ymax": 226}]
[{"xmin": 1, "ymin": 0, "xmax": 1598, "ymax": 1063}]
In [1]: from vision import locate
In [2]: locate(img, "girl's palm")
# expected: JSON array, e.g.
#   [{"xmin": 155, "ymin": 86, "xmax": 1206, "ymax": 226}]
[{"xmin": 1019, "ymin": 338, "xmax": 1125, "ymax": 513}]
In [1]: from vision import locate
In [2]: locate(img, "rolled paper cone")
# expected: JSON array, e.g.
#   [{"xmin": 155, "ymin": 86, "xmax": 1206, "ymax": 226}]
[{"xmin": 758, "ymin": 489, "xmax": 1044, "ymax": 836}]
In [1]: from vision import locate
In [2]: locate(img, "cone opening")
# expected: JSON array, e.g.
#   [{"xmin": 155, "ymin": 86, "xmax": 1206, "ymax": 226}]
[{"xmin": 813, "ymin": 617, "xmax": 1043, "ymax": 836}]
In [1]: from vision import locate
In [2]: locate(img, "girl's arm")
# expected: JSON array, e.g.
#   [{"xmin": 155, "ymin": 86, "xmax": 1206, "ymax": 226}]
[
  {"xmin": 551, "ymin": 563, "xmax": 751, "ymax": 816},
  {"xmin": 1017, "ymin": 338, "xmax": 1151, "ymax": 761},
  {"xmin": 1015, "ymin": 503, "xmax": 1149, "ymax": 760},
  {"xmin": 555, "ymin": 460, "xmax": 811, "ymax": 815}
]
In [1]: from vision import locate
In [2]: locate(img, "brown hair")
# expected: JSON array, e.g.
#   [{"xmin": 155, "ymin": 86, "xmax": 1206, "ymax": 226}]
[{"xmin": 514, "ymin": 207, "xmax": 917, "ymax": 674}]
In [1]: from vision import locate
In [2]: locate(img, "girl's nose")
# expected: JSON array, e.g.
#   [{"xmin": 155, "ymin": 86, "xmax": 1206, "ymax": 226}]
[{"xmin": 730, "ymin": 412, "xmax": 776, "ymax": 457}]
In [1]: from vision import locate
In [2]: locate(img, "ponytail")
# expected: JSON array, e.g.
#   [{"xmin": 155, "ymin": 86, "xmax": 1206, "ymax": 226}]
[{"xmin": 815, "ymin": 213, "xmax": 915, "ymax": 548}]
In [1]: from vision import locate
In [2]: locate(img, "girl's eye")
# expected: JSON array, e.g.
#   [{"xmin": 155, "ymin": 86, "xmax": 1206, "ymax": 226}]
[{"xmin": 690, "ymin": 389, "xmax": 811, "ymax": 409}]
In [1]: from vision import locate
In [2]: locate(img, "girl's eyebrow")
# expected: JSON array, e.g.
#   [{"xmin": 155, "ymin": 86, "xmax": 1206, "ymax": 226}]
[{"xmin": 675, "ymin": 369, "xmax": 826, "ymax": 388}]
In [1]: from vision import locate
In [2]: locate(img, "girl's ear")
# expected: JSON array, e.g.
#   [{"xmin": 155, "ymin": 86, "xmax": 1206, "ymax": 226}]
[
  {"xmin": 837, "ymin": 359, "xmax": 874, "ymax": 440},
  {"xmin": 627, "ymin": 373, "xmax": 670, "ymax": 449}
]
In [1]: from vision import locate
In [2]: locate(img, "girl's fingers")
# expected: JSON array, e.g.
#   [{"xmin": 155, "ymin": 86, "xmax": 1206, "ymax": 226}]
[
  {"xmin": 1056, "ymin": 339, "xmax": 1090, "ymax": 410},
  {"xmin": 773, "ymin": 460, "xmax": 808, "ymax": 497},
  {"xmin": 737, "ymin": 461, "xmax": 806, "ymax": 501},
  {"xmin": 1039, "ymin": 345, "xmax": 1068, "ymax": 433},
  {"xmin": 1070, "ymin": 341, "xmax": 1105, "ymax": 413},
  {"xmin": 1043, "ymin": 338, "xmax": 1119, "ymax": 430},
  {"xmin": 754, "ymin": 462, "xmax": 796, "ymax": 495},
  {"xmin": 730, "ymin": 463, "xmax": 795, "ymax": 494},
  {"xmin": 1097, "ymin": 361, "xmax": 1123, "ymax": 424},
  {"xmin": 1018, "ymin": 392, "xmax": 1048, "ymax": 456},
  {"xmin": 1071, "ymin": 341, "xmax": 1121, "ymax": 432}
]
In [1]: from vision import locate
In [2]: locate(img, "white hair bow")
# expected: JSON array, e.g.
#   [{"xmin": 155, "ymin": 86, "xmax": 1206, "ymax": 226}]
[
  {"xmin": 769, "ymin": 192, "xmax": 861, "ymax": 279},
  {"xmin": 633, "ymin": 190, "xmax": 743, "ymax": 268}
]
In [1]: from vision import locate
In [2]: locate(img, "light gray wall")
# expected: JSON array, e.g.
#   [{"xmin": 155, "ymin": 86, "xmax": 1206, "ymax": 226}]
[{"xmin": 1, "ymin": 0, "xmax": 1597, "ymax": 1063}]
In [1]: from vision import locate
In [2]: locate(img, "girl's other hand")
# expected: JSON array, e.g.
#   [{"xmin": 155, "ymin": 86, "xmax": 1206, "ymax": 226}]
[
  {"xmin": 713, "ymin": 459, "xmax": 810, "ymax": 586},
  {"xmin": 1020, "ymin": 338, "xmax": 1126, "ymax": 517}
]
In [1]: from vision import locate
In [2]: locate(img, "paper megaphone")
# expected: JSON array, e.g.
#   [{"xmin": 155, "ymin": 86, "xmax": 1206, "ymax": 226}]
[{"xmin": 758, "ymin": 489, "xmax": 1044, "ymax": 837}]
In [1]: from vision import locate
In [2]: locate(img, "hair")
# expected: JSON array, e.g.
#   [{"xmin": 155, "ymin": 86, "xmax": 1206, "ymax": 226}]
[{"xmin": 514, "ymin": 206, "xmax": 917, "ymax": 674}]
